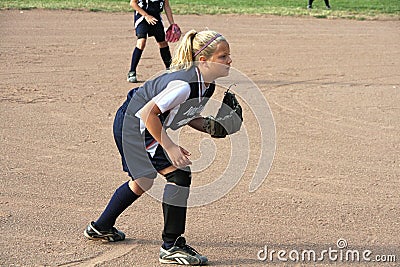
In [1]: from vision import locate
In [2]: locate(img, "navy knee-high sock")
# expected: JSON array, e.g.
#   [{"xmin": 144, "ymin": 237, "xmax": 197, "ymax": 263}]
[
  {"xmin": 160, "ymin": 46, "xmax": 172, "ymax": 69},
  {"xmin": 95, "ymin": 181, "xmax": 140, "ymax": 230},
  {"xmin": 129, "ymin": 47, "xmax": 143, "ymax": 73}
]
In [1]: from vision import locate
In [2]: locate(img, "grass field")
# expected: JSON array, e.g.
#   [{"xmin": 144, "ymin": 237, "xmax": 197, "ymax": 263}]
[{"xmin": 0, "ymin": 0, "xmax": 399, "ymax": 19}]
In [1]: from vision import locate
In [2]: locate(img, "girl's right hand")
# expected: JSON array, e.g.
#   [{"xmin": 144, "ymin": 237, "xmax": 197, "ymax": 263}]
[
  {"xmin": 144, "ymin": 15, "xmax": 158, "ymax": 25},
  {"xmin": 165, "ymin": 144, "xmax": 192, "ymax": 168}
]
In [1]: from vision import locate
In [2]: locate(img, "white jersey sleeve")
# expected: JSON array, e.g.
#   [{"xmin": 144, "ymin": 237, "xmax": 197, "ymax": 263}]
[{"xmin": 152, "ymin": 80, "xmax": 191, "ymax": 113}]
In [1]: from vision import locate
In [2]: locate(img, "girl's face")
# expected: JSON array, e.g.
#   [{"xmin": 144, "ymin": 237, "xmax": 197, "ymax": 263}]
[{"xmin": 207, "ymin": 41, "xmax": 232, "ymax": 78}]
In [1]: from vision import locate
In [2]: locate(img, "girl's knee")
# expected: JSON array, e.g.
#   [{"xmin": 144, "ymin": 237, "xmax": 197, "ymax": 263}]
[
  {"xmin": 158, "ymin": 41, "xmax": 168, "ymax": 48},
  {"xmin": 137, "ymin": 38, "xmax": 147, "ymax": 50},
  {"xmin": 129, "ymin": 178, "xmax": 154, "ymax": 195}
]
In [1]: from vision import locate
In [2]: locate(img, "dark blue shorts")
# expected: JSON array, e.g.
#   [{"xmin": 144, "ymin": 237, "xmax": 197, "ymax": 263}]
[
  {"xmin": 113, "ymin": 91, "xmax": 172, "ymax": 177},
  {"xmin": 135, "ymin": 15, "xmax": 165, "ymax": 42}
]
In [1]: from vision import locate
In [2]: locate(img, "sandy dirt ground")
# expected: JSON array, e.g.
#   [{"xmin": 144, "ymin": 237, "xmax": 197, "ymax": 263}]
[{"xmin": 1, "ymin": 9, "xmax": 399, "ymax": 267}]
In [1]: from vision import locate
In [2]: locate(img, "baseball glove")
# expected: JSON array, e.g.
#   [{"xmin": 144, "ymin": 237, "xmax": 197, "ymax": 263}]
[
  {"xmin": 203, "ymin": 88, "xmax": 243, "ymax": 138},
  {"xmin": 165, "ymin": 24, "xmax": 181, "ymax": 43}
]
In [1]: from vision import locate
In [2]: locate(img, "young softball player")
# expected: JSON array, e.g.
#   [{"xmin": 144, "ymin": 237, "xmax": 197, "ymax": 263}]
[
  {"xmin": 127, "ymin": 0, "xmax": 181, "ymax": 83},
  {"xmin": 84, "ymin": 29, "xmax": 233, "ymax": 265}
]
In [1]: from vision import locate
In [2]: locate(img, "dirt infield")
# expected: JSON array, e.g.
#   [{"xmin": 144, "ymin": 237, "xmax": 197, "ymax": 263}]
[{"xmin": 1, "ymin": 9, "xmax": 399, "ymax": 266}]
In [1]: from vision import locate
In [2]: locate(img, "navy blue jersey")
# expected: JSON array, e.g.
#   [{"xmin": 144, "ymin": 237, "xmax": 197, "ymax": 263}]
[
  {"xmin": 134, "ymin": 0, "xmax": 165, "ymax": 32},
  {"xmin": 115, "ymin": 67, "xmax": 215, "ymax": 178},
  {"xmin": 137, "ymin": 0, "xmax": 164, "ymax": 16}
]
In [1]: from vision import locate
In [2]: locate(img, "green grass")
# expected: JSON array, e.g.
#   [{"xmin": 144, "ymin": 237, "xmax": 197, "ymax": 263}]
[{"xmin": 1, "ymin": 0, "xmax": 399, "ymax": 20}]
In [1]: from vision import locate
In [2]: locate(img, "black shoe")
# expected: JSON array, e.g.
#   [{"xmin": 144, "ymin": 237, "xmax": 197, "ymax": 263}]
[
  {"xmin": 159, "ymin": 236, "xmax": 208, "ymax": 265},
  {"xmin": 127, "ymin": 71, "xmax": 137, "ymax": 83},
  {"xmin": 83, "ymin": 221, "xmax": 125, "ymax": 242},
  {"xmin": 307, "ymin": 5, "xmax": 312, "ymax": 9},
  {"xmin": 326, "ymin": 5, "xmax": 331, "ymax": 9}
]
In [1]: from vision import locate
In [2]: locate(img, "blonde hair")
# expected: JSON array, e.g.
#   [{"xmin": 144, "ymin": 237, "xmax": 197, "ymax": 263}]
[{"xmin": 171, "ymin": 30, "xmax": 226, "ymax": 71}]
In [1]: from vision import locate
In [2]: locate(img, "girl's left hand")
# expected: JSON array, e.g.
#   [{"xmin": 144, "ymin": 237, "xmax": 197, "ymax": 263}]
[{"xmin": 165, "ymin": 144, "xmax": 192, "ymax": 168}]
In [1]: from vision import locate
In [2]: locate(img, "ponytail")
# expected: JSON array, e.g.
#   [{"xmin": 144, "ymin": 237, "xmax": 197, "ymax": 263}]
[
  {"xmin": 170, "ymin": 30, "xmax": 197, "ymax": 71},
  {"xmin": 171, "ymin": 30, "xmax": 226, "ymax": 71}
]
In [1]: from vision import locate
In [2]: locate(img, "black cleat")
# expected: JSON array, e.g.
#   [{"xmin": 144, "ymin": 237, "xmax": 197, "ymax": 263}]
[
  {"xmin": 159, "ymin": 236, "xmax": 208, "ymax": 265},
  {"xmin": 127, "ymin": 71, "xmax": 137, "ymax": 83},
  {"xmin": 83, "ymin": 221, "xmax": 125, "ymax": 242}
]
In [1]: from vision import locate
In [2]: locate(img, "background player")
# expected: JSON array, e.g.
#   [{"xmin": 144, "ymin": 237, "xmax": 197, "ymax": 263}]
[
  {"xmin": 127, "ymin": 0, "xmax": 180, "ymax": 83},
  {"xmin": 85, "ymin": 30, "xmax": 233, "ymax": 265},
  {"xmin": 307, "ymin": 0, "xmax": 331, "ymax": 9}
]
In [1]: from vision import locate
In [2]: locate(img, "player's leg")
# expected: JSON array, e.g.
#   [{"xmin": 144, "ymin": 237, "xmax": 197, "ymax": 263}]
[
  {"xmin": 158, "ymin": 167, "xmax": 208, "ymax": 265},
  {"xmin": 128, "ymin": 38, "xmax": 146, "ymax": 83},
  {"xmin": 161, "ymin": 168, "xmax": 191, "ymax": 247},
  {"xmin": 153, "ymin": 21, "xmax": 172, "ymax": 69},
  {"xmin": 307, "ymin": 0, "xmax": 314, "ymax": 9},
  {"xmin": 84, "ymin": 98, "xmax": 154, "ymax": 242},
  {"xmin": 324, "ymin": 0, "xmax": 331, "ymax": 9},
  {"xmin": 158, "ymin": 41, "xmax": 172, "ymax": 70},
  {"xmin": 128, "ymin": 18, "xmax": 148, "ymax": 83},
  {"xmin": 84, "ymin": 177, "xmax": 154, "ymax": 242}
]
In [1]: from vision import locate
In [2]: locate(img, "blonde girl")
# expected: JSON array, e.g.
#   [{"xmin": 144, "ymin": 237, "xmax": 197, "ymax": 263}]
[{"xmin": 85, "ymin": 30, "xmax": 232, "ymax": 266}]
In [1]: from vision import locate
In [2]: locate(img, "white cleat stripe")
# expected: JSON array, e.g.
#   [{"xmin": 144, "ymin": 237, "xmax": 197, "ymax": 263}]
[{"xmin": 180, "ymin": 258, "xmax": 189, "ymax": 265}]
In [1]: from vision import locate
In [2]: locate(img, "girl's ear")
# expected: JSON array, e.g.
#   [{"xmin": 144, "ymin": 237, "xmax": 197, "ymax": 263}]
[
  {"xmin": 198, "ymin": 55, "xmax": 210, "ymax": 69},
  {"xmin": 198, "ymin": 55, "xmax": 207, "ymax": 62}
]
